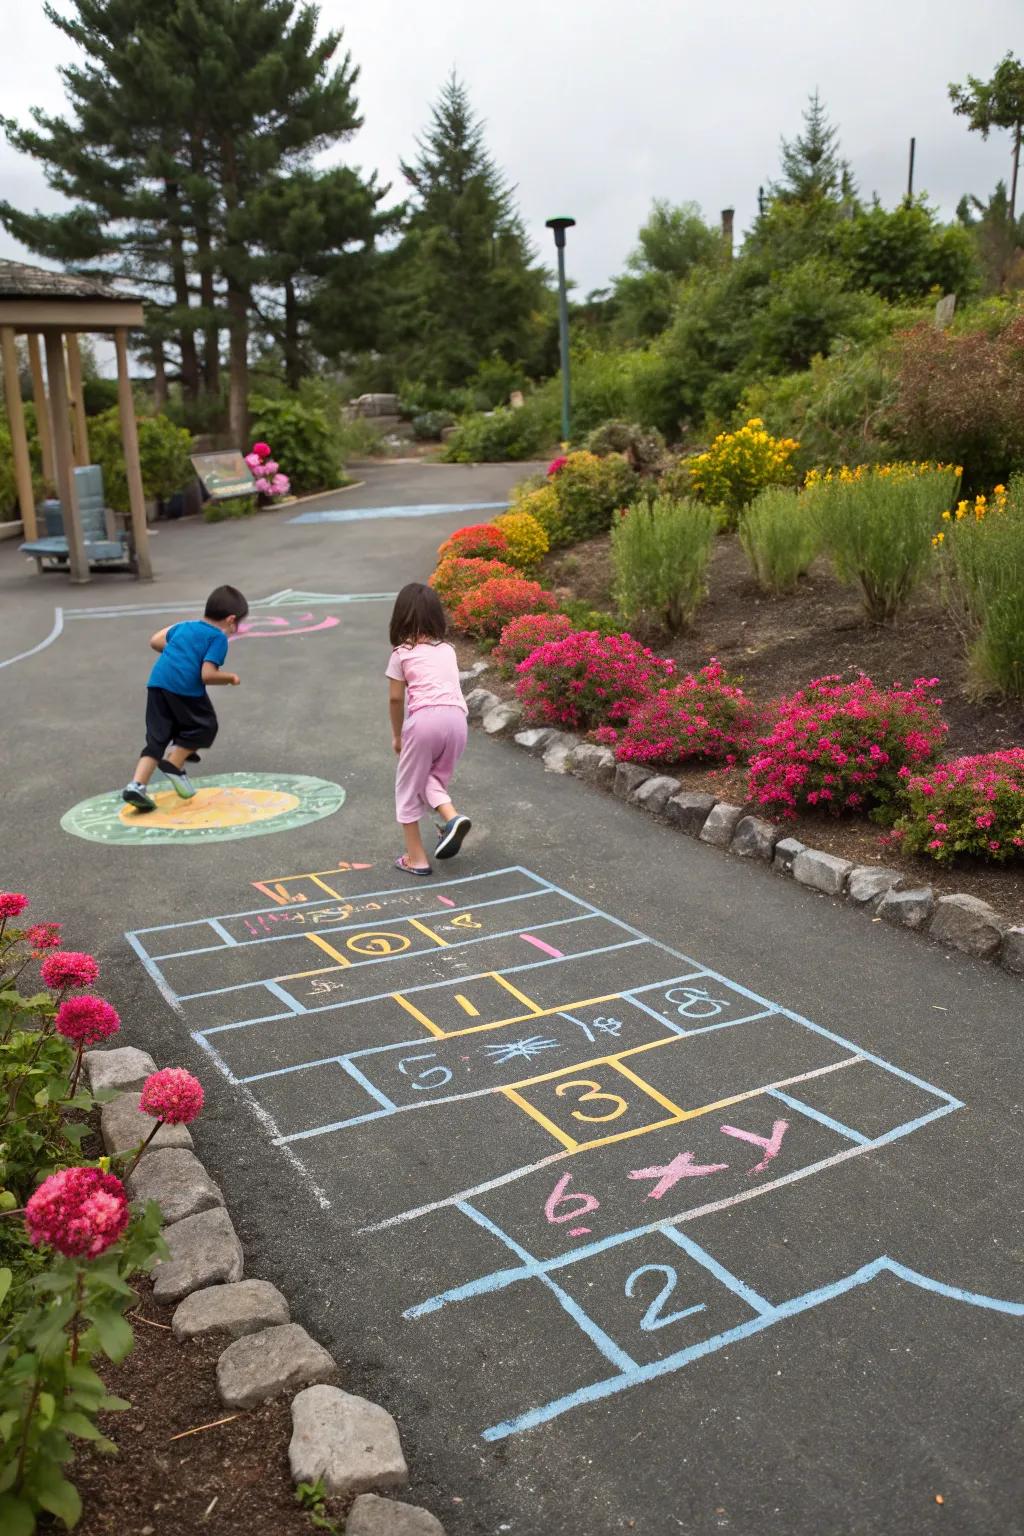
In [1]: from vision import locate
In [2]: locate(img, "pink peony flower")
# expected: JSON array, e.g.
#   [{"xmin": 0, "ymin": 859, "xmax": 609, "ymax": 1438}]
[
  {"xmin": 41, "ymin": 951, "xmax": 99, "ymax": 992},
  {"xmin": 270, "ymin": 473, "xmax": 290, "ymax": 496},
  {"xmin": 254, "ymin": 476, "xmax": 272, "ymax": 495},
  {"xmin": 263, "ymin": 460, "xmax": 279, "ymax": 476},
  {"xmin": 140, "ymin": 1067, "xmax": 204, "ymax": 1124},
  {"xmin": 25, "ymin": 1166, "xmax": 130, "ymax": 1259},
  {"xmin": 55, "ymin": 995, "xmax": 120, "ymax": 1046},
  {"xmin": 252, "ymin": 441, "xmax": 271, "ymax": 458},
  {"xmin": 26, "ymin": 922, "xmax": 62, "ymax": 952},
  {"xmin": 244, "ymin": 452, "xmax": 262, "ymax": 470},
  {"xmin": 0, "ymin": 892, "xmax": 29, "ymax": 919}
]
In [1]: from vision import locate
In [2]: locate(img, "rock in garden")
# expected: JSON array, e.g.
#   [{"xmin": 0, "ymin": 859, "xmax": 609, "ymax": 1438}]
[
  {"xmin": 772, "ymin": 836, "xmax": 805, "ymax": 876},
  {"xmin": 172, "ymin": 1279, "xmax": 290, "ymax": 1342},
  {"xmin": 846, "ymin": 867, "xmax": 903, "ymax": 907},
  {"xmin": 543, "ymin": 735, "xmax": 578, "ymax": 773},
  {"xmin": 217, "ymin": 1322, "xmax": 338, "ymax": 1409},
  {"xmin": 346, "ymin": 1493, "xmax": 446, "ymax": 1536},
  {"xmin": 567, "ymin": 743, "xmax": 616, "ymax": 787},
  {"xmin": 481, "ymin": 701, "xmax": 522, "ymax": 735},
  {"xmin": 513, "ymin": 727, "xmax": 559, "ymax": 755},
  {"xmin": 100, "ymin": 1091, "xmax": 193, "ymax": 1157},
  {"xmin": 630, "ymin": 775, "xmax": 681, "ymax": 814},
  {"xmin": 1001, "ymin": 928, "xmax": 1024, "ymax": 976},
  {"xmin": 289, "ymin": 1385, "xmax": 408, "ymax": 1498},
  {"xmin": 698, "ymin": 802, "xmax": 744, "ymax": 848},
  {"xmin": 792, "ymin": 848, "xmax": 853, "ymax": 896},
  {"xmin": 84, "ymin": 1045, "xmax": 157, "ymax": 1095},
  {"xmin": 128, "ymin": 1147, "xmax": 224, "ymax": 1226},
  {"xmin": 151, "ymin": 1207, "xmax": 244, "ymax": 1304},
  {"xmin": 463, "ymin": 688, "xmax": 499, "ymax": 721},
  {"xmin": 458, "ymin": 661, "xmax": 489, "ymax": 684},
  {"xmin": 731, "ymin": 816, "xmax": 780, "ymax": 861},
  {"xmin": 665, "ymin": 791, "xmax": 716, "ymax": 836},
  {"xmin": 614, "ymin": 763, "xmax": 653, "ymax": 801},
  {"xmin": 929, "ymin": 893, "xmax": 1007, "ymax": 959},
  {"xmin": 878, "ymin": 886, "xmax": 935, "ymax": 931}
]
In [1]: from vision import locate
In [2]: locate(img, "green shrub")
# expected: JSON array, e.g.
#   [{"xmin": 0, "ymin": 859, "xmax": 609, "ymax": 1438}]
[
  {"xmin": 202, "ymin": 495, "xmax": 257, "ymax": 523},
  {"xmin": 441, "ymin": 399, "xmax": 556, "ymax": 463},
  {"xmin": 412, "ymin": 410, "xmax": 454, "ymax": 442},
  {"xmin": 0, "ymin": 423, "xmax": 16, "ymax": 517},
  {"xmin": 585, "ymin": 419, "xmax": 666, "ymax": 472},
  {"xmin": 337, "ymin": 416, "xmax": 385, "ymax": 458},
  {"xmin": 551, "ymin": 451, "xmax": 637, "ymax": 543},
  {"xmin": 250, "ymin": 393, "xmax": 341, "ymax": 494},
  {"xmin": 82, "ymin": 376, "xmax": 120, "ymax": 416},
  {"xmin": 942, "ymin": 479, "xmax": 1024, "ymax": 696},
  {"xmin": 89, "ymin": 407, "xmax": 193, "ymax": 513},
  {"xmin": 611, "ymin": 495, "xmax": 717, "ymax": 632},
  {"xmin": 557, "ymin": 599, "xmax": 624, "ymax": 637},
  {"xmin": 740, "ymin": 487, "xmax": 820, "ymax": 594},
  {"xmin": 811, "ymin": 463, "xmax": 959, "ymax": 622}
]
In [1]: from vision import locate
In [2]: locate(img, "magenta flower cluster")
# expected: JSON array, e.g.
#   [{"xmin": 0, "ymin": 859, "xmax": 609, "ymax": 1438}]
[
  {"xmin": 746, "ymin": 674, "xmax": 947, "ymax": 819},
  {"xmin": 245, "ymin": 440, "xmax": 290, "ymax": 499},
  {"xmin": 891, "ymin": 747, "xmax": 1024, "ymax": 862},
  {"xmin": 492, "ymin": 612, "xmax": 574, "ymax": 677},
  {"xmin": 25, "ymin": 1166, "xmax": 130, "ymax": 1259},
  {"xmin": 139, "ymin": 1067, "xmax": 205, "ymax": 1125},
  {"xmin": 0, "ymin": 892, "xmax": 29, "ymax": 920},
  {"xmin": 40, "ymin": 950, "xmax": 100, "ymax": 992},
  {"xmin": 55, "ymin": 995, "xmax": 121, "ymax": 1047},
  {"xmin": 516, "ymin": 631, "xmax": 675, "ymax": 732},
  {"xmin": 453, "ymin": 576, "xmax": 556, "ymax": 640},
  {"xmin": 546, "ymin": 455, "xmax": 568, "ymax": 477},
  {"xmin": 596, "ymin": 659, "xmax": 758, "ymax": 766}
]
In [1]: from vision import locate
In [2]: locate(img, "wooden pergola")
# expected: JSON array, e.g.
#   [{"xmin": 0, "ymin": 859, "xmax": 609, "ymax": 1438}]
[{"xmin": 0, "ymin": 259, "xmax": 152, "ymax": 582}]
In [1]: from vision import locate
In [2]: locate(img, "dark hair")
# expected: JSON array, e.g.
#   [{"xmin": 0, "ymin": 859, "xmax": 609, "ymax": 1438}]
[
  {"xmin": 389, "ymin": 582, "xmax": 447, "ymax": 647},
  {"xmin": 205, "ymin": 584, "xmax": 249, "ymax": 623}
]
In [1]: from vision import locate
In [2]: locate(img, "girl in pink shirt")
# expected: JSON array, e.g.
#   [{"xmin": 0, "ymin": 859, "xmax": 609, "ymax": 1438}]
[{"xmin": 386, "ymin": 583, "xmax": 471, "ymax": 876}]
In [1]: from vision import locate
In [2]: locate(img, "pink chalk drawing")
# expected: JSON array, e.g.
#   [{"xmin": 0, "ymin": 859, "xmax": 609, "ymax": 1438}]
[
  {"xmin": 232, "ymin": 613, "xmax": 340, "ymax": 640},
  {"xmin": 520, "ymin": 933, "xmax": 564, "ymax": 959},
  {"xmin": 720, "ymin": 1118, "xmax": 789, "ymax": 1174},
  {"xmin": 436, "ymin": 895, "xmax": 456, "ymax": 908},
  {"xmin": 627, "ymin": 1151, "xmax": 731, "ymax": 1200},
  {"xmin": 545, "ymin": 1173, "xmax": 600, "ymax": 1231}
]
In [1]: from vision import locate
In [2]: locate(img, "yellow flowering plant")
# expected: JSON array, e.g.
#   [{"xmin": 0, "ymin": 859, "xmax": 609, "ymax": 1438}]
[
  {"xmin": 492, "ymin": 510, "xmax": 549, "ymax": 572},
  {"xmin": 686, "ymin": 419, "xmax": 800, "ymax": 524},
  {"xmin": 934, "ymin": 477, "xmax": 1024, "ymax": 697}
]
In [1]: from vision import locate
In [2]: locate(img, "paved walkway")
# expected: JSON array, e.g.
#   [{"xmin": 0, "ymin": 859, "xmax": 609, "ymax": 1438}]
[{"xmin": 1, "ymin": 462, "xmax": 1021, "ymax": 1535}]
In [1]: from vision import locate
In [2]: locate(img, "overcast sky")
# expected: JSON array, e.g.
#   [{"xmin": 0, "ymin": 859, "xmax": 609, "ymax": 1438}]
[{"xmin": 2, "ymin": 0, "xmax": 1019, "ymax": 329}]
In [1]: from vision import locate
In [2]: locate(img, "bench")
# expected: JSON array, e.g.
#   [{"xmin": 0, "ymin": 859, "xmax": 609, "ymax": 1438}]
[{"xmin": 21, "ymin": 465, "xmax": 136, "ymax": 574}]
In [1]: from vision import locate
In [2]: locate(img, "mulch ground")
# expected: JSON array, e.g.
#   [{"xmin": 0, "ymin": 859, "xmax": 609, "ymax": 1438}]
[
  {"xmin": 458, "ymin": 531, "xmax": 1024, "ymax": 924},
  {"xmin": 73, "ymin": 1279, "xmax": 341, "ymax": 1536}
]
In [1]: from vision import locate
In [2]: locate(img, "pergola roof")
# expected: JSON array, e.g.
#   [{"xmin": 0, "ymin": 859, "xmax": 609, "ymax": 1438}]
[
  {"xmin": 0, "ymin": 258, "xmax": 144, "ymax": 331},
  {"xmin": 0, "ymin": 259, "xmax": 141, "ymax": 303}
]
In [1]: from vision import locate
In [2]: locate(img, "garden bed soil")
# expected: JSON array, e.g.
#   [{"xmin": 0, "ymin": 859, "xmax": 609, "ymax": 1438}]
[
  {"xmin": 73, "ymin": 1279, "xmax": 339, "ymax": 1536},
  {"xmin": 455, "ymin": 531, "xmax": 1024, "ymax": 925}
]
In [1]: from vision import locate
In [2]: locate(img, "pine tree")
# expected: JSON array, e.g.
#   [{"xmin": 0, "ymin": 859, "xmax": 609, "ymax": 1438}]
[
  {"xmin": 776, "ymin": 90, "xmax": 847, "ymax": 202},
  {"xmin": 391, "ymin": 74, "xmax": 549, "ymax": 389}
]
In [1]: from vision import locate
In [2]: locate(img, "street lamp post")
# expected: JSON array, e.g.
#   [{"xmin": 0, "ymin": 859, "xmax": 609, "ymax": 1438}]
[{"xmin": 545, "ymin": 216, "xmax": 575, "ymax": 444}]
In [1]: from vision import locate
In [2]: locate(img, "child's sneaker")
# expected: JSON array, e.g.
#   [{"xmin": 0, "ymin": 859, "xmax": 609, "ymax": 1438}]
[
  {"xmin": 122, "ymin": 782, "xmax": 157, "ymax": 812},
  {"xmin": 435, "ymin": 814, "xmax": 471, "ymax": 860},
  {"xmin": 158, "ymin": 760, "xmax": 197, "ymax": 799}
]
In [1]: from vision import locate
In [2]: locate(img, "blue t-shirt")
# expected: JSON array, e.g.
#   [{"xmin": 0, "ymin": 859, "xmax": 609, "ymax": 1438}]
[{"xmin": 149, "ymin": 621, "xmax": 228, "ymax": 697}]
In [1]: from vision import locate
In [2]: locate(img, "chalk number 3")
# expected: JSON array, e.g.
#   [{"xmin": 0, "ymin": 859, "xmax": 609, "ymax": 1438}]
[
  {"xmin": 554, "ymin": 1078, "xmax": 628, "ymax": 1123},
  {"xmin": 624, "ymin": 1264, "xmax": 706, "ymax": 1332}
]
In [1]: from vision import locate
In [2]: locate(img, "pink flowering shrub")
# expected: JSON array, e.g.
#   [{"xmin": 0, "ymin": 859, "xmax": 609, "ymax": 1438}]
[
  {"xmin": 453, "ymin": 577, "xmax": 557, "ymax": 640},
  {"xmin": 437, "ymin": 523, "xmax": 509, "ymax": 562},
  {"xmin": 55, "ymin": 995, "xmax": 120, "ymax": 1046},
  {"xmin": 245, "ymin": 440, "xmax": 291, "ymax": 499},
  {"xmin": 492, "ymin": 612, "xmax": 574, "ymax": 677},
  {"xmin": 890, "ymin": 748, "xmax": 1024, "ymax": 862},
  {"xmin": 516, "ymin": 630, "xmax": 675, "ymax": 731},
  {"xmin": 430, "ymin": 555, "xmax": 517, "ymax": 610},
  {"xmin": 41, "ymin": 950, "xmax": 99, "ymax": 992},
  {"xmin": 140, "ymin": 1067, "xmax": 205, "ymax": 1124},
  {"xmin": 25, "ymin": 1166, "xmax": 130, "ymax": 1259},
  {"xmin": 598, "ymin": 660, "xmax": 758, "ymax": 765},
  {"xmin": 0, "ymin": 891, "xmax": 29, "ymax": 920},
  {"xmin": 25, "ymin": 921, "xmax": 61, "ymax": 952},
  {"xmin": 747, "ymin": 674, "xmax": 947, "ymax": 819},
  {"xmin": 547, "ymin": 455, "xmax": 568, "ymax": 477}
]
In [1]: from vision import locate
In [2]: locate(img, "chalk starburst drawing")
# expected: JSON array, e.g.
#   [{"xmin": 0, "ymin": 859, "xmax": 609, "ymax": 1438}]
[{"xmin": 480, "ymin": 1035, "xmax": 561, "ymax": 1065}]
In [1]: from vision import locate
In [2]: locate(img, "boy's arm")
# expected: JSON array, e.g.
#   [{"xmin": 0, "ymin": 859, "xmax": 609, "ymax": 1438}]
[
  {"xmin": 202, "ymin": 661, "xmax": 241, "ymax": 686},
  {"xmin": 388, "ymin": 679, "xmax": 406, "ymax": 752},
  {"xmin": 149, "ymin": 626, "xmax": 171, "ymax": 653}
]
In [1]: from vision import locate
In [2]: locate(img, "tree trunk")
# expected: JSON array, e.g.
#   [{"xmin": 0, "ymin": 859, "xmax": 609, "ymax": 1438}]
[
  {"xmin": 284, "ymin": 278, "xmax": 301, "ymax": 391},
  {"xmin": 1010, "ymin": 122, "xmax": 1021, "ymax": 229},
  {"xmin": 200, "ymin": 258, "xmax": 220, "ymax": 395},
  {"xmin": 166, "ymin": 179, "xmax": 199, "ymax": 402},
  {"xmin": 227, "ymin": 282, "xmax": 249, "ymax": 448},
  {"xmin": 152, "ymin": 344, "xmax": 168, "ymax": 411}
]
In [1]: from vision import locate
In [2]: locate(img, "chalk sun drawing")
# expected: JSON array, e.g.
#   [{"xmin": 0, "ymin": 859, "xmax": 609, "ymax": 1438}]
[{"xmin": 125, "ymin": 863, "xmax": 1023, "ymax": 1442}]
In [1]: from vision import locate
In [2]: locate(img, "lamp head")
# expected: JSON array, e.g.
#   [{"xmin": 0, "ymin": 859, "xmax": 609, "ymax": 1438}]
[{"xmin": 545, "ymin": 216, "xmax": 576, "ymax": 249}]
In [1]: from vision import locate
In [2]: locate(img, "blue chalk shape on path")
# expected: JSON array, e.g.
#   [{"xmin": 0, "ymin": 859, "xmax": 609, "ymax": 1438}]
[{"xmin": 290, "ymin": 501, "xmax": 510, "ymax": 525}]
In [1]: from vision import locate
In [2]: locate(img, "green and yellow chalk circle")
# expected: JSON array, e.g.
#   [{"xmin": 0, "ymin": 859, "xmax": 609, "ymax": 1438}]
[{"xmin": 61, "ymin": 773, "xmax": 346, "ymax": 846}]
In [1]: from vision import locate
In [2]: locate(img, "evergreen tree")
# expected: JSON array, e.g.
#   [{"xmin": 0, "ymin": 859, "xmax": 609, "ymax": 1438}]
[
  {"xmin": 775, "ymin": 90, "xmax": 851, "ymax": 203},
  {"xmin": 613, "ymin": 200, "xmax": 720, "ymax": 339},
  {"xmin": 957, "ymin": 180, "xmax": 1024, "ymax": 291},
  {"xmin": 950, "ymin": 54, "xmax": 1024, "ymax": 222},
  {"xmin": 390, "ymin": 74, "xmax": 549, "ymax": 389}
]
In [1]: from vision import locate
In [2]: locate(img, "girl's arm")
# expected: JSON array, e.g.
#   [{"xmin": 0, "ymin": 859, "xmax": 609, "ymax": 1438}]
[
  {"xmin": 202, "ymin": 661, "xmax": 241, "ymax": 686},
  {"xmin": 388, "ymin": 678, "xmax": 406, "ymax": 753},
  {"xmin": 149, "ymin": 626, "xmax": 171, "ymax": 652}
]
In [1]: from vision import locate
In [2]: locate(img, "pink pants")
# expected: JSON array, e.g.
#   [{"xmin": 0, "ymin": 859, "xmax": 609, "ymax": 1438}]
[{"xmin": 395, "ymin": 706, "xmax": 468, "ymax": 823}]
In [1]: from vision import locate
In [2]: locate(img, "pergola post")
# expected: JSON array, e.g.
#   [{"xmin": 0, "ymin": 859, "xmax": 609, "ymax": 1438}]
[
  {"xmin": 65, "ymin": 332, "xmax": 90, "ymax": 467},
  {"xmin": 44, "ymin": 329, "xmax": 89, "ymax": 584},
  {"xmin": 1, "ymin": 325, "xmax": 37, "ymax": 539},
  {"xmin": 27, "ymin": 333, "xmax": 54, "ymax": 484},
  {"xmin": 115, "ymin": 327, "xmax": 152, "ymax": 581}
]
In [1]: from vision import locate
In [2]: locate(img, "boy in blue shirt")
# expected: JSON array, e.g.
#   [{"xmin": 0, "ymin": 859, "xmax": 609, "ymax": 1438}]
[{"xmin": 122, "ymin": 584, "xmax": 248, "ymax": 812}]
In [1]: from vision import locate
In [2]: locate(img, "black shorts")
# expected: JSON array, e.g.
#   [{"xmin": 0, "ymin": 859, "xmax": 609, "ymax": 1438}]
[{"xmin": 143, "ymin": 687, "xmax": 219, "ymax": 759}]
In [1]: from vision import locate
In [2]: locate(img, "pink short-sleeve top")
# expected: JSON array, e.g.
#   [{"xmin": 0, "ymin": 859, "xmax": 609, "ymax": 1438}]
[{"xmin": 385, "ymin": 641, "xmax": 468, "ymax": 715}]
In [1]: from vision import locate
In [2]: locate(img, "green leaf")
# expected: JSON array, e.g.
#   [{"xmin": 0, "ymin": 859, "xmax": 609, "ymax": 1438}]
[
  {"xmin": 0, "ymin": 1492, "xmax": 36, "ymax": 1536},
  {"xmin": 54, "ymin": 1409, "xmax": 104, "ymax": 1442},
  {"xmin": 33, "ymin": 1466, "xmax": 82, "ymax": 1527},
  {"xmin": 87, "ymin": 1309, "xmax": 133, "ymax": 1363},
  {"xmin": 37, "ymin": 1392, "xmax": 56, "ymax": 1427},
  {"xmin": 0, "ymin": 1268, "xmax": 11, "ymax": 1306},
  {"xmin": 0, "ymin": 1192, "xmax": 16, "ymax": 1212}
]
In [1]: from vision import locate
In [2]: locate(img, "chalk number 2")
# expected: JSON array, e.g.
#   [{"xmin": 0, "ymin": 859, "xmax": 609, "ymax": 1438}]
[{"xmin": 624, "ymin": 1264, "xmax": 706, "ymax": 1332}]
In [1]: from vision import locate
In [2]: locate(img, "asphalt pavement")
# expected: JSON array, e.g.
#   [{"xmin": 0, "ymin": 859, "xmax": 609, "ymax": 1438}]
[{"xmin": 1, "ymin": 461, "xmax": 1021, "ymax": 1536}]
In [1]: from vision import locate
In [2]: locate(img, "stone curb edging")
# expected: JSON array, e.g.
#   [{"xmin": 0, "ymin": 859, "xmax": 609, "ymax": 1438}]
[
  {"xmin": 83, "ymin": 1048, "xmax": 447, "ymax": 1535},
  {"xmin": 459, "ymin": 667, "xmax": 1023, "ymax": 981}
]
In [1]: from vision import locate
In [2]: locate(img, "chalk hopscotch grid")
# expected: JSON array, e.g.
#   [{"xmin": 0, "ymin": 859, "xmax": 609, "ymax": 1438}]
[{"xmin": 124, "ymin": 864, "xmax": 1015, "ymax": 1442}]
